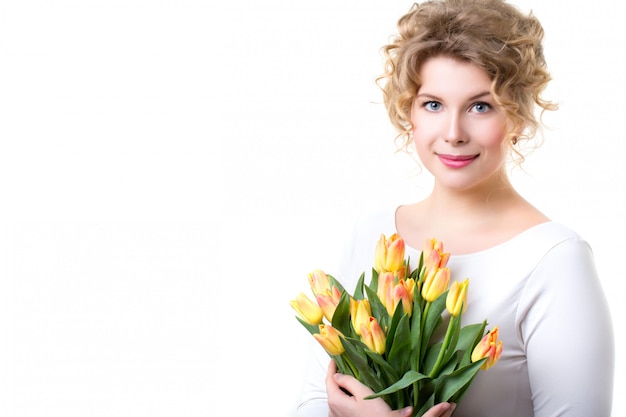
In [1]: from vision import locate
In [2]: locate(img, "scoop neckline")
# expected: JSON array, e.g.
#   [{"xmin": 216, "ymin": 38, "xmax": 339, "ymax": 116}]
[{"xmin": 400, "ymin": 220, "xmax": 556, "ymax": 259}]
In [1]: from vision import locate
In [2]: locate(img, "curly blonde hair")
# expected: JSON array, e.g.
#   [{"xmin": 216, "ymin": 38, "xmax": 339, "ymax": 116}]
[{"xmin": 377, "ymin": 0, "xmax": 557, "ymax": 162}]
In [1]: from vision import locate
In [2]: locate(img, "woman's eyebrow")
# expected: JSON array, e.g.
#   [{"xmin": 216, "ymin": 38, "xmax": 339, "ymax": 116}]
[{"xmin": 416, "ymin": 91, "xmax": 491, "ymax": 101}]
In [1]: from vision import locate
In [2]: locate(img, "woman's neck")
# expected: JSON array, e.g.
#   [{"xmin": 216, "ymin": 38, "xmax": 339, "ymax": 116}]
[
  {"xmin": 425, "ymin": 175, "xmax": 519, "ymax": 220},
  {"xmin": 395, "ymin": 172, "xmax": 549, "ymax": 255}
]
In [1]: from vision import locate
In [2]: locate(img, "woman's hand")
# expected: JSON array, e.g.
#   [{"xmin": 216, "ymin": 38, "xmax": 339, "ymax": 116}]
[{"xmin": 326, "ymin": 360, "xmax": 456, "ymax": 417}]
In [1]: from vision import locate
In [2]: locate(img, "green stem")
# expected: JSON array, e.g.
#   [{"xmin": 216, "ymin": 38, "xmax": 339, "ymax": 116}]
[
  {"xmin": 335, "ymin": 354, "xmax": 358, "ymax": 379},
  {"xmin": 428, "ymin": 314, "xmax": 458, "ymax": 378},
  {"xmin": 418, "ymin": 302, "xmax": 431, "ymax": 364}
]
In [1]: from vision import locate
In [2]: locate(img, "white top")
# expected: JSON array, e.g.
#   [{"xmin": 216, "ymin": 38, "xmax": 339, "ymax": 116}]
[{"xmin": 296, "ymin": 207, "xmax": 614, "ymax": 417}]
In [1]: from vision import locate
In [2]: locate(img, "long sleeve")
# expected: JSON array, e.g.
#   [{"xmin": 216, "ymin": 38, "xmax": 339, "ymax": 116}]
[{"xmin": 519, "ymin": 237, "xmax": 614, "ymax": 416}]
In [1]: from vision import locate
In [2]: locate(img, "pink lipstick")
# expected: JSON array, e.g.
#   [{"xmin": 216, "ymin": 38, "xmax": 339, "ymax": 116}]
[{"xmin": 437, "ymin": 154, "xmax": 478, "ymax": 168}]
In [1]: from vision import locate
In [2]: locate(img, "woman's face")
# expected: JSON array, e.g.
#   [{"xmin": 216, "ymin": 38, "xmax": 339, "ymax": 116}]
[{"xmin": 410, "ymin": 56, "xmax": 510, "ymax": 193}]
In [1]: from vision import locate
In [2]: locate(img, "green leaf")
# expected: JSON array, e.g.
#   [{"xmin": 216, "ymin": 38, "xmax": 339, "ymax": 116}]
[
  {"xmin": 459, "ymin": 321, "xmax": 487, "ymax": 366},
  {"xmin": 415, "ymin": 393, "xmax": 435, "ymax": 417},
  {"xmin": 409, "ymin": 292, "xmax": 423, "ymax": 370},
  {"xmin": 333, "ymin": 354, "xmax": 356, "ymax": 377},
  {"xmin": 341, "ymin": 337, "xmax": 385, "ymax": 393},
  {"xmin": 331, "ymin": 292, "xmax": 353, "ymax": 336},
  {"xmin": 422, "ymin": 342, "xmax": 443, "ymax": 374},
  {"xmin": 441, "ymin": 315, "xmax": 461, "ymax": 367},
  {"xmin": 385, "ymin": 301, "xmax": 408, "ymax": 350},
  {"xmin": 353, "ymin": 273, "xmax": 366, "ymax": 300},
  {"xmin": 415, "ymin": 252, "xmax": 424, "ymax": 279},
  {"xmin": 365, "ymin": 370, "xmax": 431, "ymax": 398},
  {"xmin": 447, "ymin": 362, "xmax": 484, "ymax": 405},
  {"xmin": 369, "ymin": 268, "xmax": 379, "ymax": 293},
  {"xmin": 327, "ymin": 274, "xmax": 346, "ymax": 294},
  {"xmin": 295, "ymin": 316, "xmax": 320, "ymax": 335},
  {"xmin": 364, "ymin": 350, "xmax": 400, "ymax": 382},
  {"xmin": 387, "ymin": 310, "xmax": 411, "ymax": 371},
  {"xmin": 434, "ymin": 358, "xmax": 485, "ymax": 403},
  {"xmin": 364, "ymin": 284, "xmax": 390, "ymax": 329},
  {"xmin": 438, "ymin": 351, "xmax": 461, "ymax": 377},
  {"xmin": 421, "ymin": 293, "xmax": 446, "ymax": 357}
]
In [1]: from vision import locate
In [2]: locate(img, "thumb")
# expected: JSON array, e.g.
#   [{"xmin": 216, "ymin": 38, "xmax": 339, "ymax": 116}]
[
  {"xmin": 387, "ymin": 406, "xmax": 413, "ymax": 417},
  {"xmin": 398, "ymin": 406, "xmax": 414, "ymax": 417}
]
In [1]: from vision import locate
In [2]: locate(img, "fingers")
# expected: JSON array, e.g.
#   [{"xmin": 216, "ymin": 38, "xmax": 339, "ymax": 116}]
[
  {"xmin": 327, "ymin": 359, "xmax": 456, "ymax": 417},
  {"xmin": 326, "ymin": 360, "xmax": 343, "ymax": 396},
  {"xmin": 332, "ymin": 372, "xmax": 375, "ymax": 399},
  {"xmin": 328, "ymin": 358, "xmax": 337, "ymax": 374},
  {"xmin": 394, "ymin": 406, "xmax": 414, "ymax": 417},
  {"xmin": 326, "ymin": 359, "xmax": 374, "ymax": 399},
  {"xmin": 421, "ymin": 402, "xmax": 457, "ymax": 417},
  {"xmin": 442, "ymin": 403, "xmax": 457, "ymax": 417}
]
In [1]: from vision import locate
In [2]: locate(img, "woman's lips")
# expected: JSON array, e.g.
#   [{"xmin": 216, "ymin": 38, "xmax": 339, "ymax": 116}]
[{"xmin": 437, "ymin": 153, "xmax": 479, "ymax": 168}]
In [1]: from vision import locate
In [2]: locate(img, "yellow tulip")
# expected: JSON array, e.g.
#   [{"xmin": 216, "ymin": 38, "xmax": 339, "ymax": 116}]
[
  {"xmin": 471, "ymin": 326, "xmax": 503, "ymax": 370},
  {"xmin": 360, "ymin": 317, "xmax": 386, "ymax": 354},
  {"xmin": 314, "ymin": 324, "xmax": 345, "ymax": 355},
  {"xmin": 375, "ymin": 233, "xmax": 406, "ymax": 273},
  {"xmin": 421, "ymin": 267, "xmax": 450, "ymax": 303},
  {"xmin": 308, "ymin": 269, "xmax": 331, "ymax": 296},
  {"xmin": 351, "ymin": 299, "xmax": 371, "ymax": 336},
  {"xmin": 446, "ymin": 279, "xmax": 469, "ymax": 317},
  {"xmin": 290, "ymin": 292, "xmax": 324, "ymax": 325},
  {"xmin": 316, "ymin": 285, "xmax": 342, "ymax": 322}
]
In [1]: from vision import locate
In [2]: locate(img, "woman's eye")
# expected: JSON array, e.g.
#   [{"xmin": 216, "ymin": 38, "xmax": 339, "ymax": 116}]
[
  {"xmin": 471, "ymin": 102, "xmax": 491, "ymax": 113},
  {"xmin": 424, "ymin": 101, "xmax": 441, "ymax": 111}
]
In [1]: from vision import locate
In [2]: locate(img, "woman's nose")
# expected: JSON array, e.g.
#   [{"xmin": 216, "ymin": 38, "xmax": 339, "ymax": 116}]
[{"xmin": 443, "ymin": 114, "xmax": 467, "ymax": 145}]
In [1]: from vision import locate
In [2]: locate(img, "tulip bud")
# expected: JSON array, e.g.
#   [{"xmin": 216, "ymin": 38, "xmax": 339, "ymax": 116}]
[
  {"xmin": 308, "ymin": 269, "xmax": 331, "ymax": 296},
  {"xmin": 421, "ymin": 267, "xmax": 450, "ymax": 303},
  {"xmin": 360, "ymin": 317, "xmax": 386, "ymax": 354},
  {"xmin": 375, "ymin": 233, "xmax": 406, "ymax": 273},
  {"xmin": 316, "ymin": 286, "xmax": 342, "ymax": 322},
  {"xmin": 423, "ymin": 238, "xmax": 450, "ymax": 271},
  {"xmin": 392, "ymin": 279, "xmax": 414, "ymax": 317},
  {"xmin": 314, "ymin": 324, "xmax": 345, "ymax": 355},
  {"xmin": 471, "ymin": 326, "xmax": 503, "ymax": 370},
  {"xmin": 446, "ymin": 279, "xmax": 469, "ymax": 317},
  {"xmin": 377, "ymin": 272, "xmax": 396, "ymax": 315},
  {"xmin": 290, "ymin": 292, "xmax": 324, "ymax": 325},
  {"xmin": 351, "ymin": 299, "xmax": 371, "ymax": 336}
]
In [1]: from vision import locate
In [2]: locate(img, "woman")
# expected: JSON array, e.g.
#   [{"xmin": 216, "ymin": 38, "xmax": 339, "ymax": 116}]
[{"xmin": 296, "ymin": 0, "xmax": 614, "ymax": 416}]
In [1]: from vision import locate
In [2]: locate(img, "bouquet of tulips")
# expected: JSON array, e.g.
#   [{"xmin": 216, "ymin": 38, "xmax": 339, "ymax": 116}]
[{"xmin": 291, "ymin": 234, "xmax": 502, "ymax": 416}]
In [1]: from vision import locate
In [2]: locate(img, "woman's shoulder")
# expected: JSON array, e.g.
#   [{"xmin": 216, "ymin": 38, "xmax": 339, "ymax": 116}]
[
  {"xmin": 514, "ymin": 221, "xmax": 587, "ymax": 250},
  {"xmin": 454, "ymin": 221, "xmax": 591, "ymax": 265}
]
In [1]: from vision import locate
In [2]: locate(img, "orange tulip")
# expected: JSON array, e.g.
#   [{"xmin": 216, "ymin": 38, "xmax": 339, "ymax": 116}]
[
  {"xmin": 316, "ymin": 285, "xmax": 342, "ymax": 322},
  {"xmin": 360, "ymin": 317, "xmax": 386, "ymax": 354},
  {"xmin": 446, "ymin": 279, "xmax": 469, "ymax": 317},
  {"xmin": 423, "ymin": 238, "xmax": 450, "ymax": 271},
  {"xmin": 290, "ymin": 292, "xmax": 324, "ymax": 325},
  {"xmin": 471, "ymin": 326, "xmax": 503, "ymax": 370},
  {"xmin": 314, "ymin": 325, "xmax": 345, "ymax": 355},
  {"xmin": 392, "ymin": 278, "xmax": 415, "ymax": 316}
]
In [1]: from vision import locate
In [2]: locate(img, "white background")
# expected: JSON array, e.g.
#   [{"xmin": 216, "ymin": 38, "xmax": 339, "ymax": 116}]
[{"xmin": 0, "ymin": 0, "xmax": 623, "ymax": 416}]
